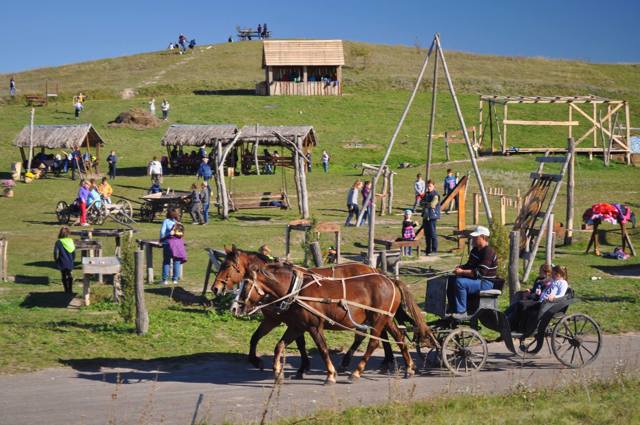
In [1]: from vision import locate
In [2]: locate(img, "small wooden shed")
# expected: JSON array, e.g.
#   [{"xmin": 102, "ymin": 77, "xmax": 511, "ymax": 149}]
[
  {"xmin": 13, "ymin": 124, "xmax": 105, "ymax": 170},
  {"xmin": 258, "ymin": 40, "xmax": 344, "ymax": 96}
]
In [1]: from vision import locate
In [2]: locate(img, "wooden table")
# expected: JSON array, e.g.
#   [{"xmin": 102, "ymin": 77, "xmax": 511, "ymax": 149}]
[
  {"xmin": 81, "ymin": 256, "xmax": 121, "ymax": 306},
  {"xmin": 71, "ymin": 228, "xmax": 136, "ymax": 257},
  {"xmin": 375, "ymin": 238, "xmax": 421, "ymax": 258}
]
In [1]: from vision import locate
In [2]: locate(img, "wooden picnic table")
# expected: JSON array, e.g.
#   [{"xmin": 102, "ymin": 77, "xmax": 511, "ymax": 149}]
[
  {"xmin": 81, "ymin": 256, "xmax": 121, "ymax": 306},
  {"xmin": 71, "ymin": 228, "xmax": 136, "ymax": 257}
]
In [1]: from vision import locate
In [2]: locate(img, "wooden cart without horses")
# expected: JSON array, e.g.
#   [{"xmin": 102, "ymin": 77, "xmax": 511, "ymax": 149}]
[
  {"xmin": 56, "ymin": 198, "xmax": 134, "ymax": 226},
  {"xmin": 139, "ymin": 190, "xmax": 192, "ymax": 222},
  {"xmin": 410, "ymin": 276, "xmax": 603, "ymax": 376}
]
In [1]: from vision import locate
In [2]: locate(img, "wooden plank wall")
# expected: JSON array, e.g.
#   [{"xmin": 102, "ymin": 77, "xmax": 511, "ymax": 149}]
[{"xmin": 269, "ymin": 81, "xmax": 341, "ymax": 96}]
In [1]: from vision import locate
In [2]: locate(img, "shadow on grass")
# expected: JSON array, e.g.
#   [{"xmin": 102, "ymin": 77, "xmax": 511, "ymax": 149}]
[
  {"xmin": 48, "ymin": 320, "xmax": 134, "ymax": 333},
  {"xmin": 20, "ymin": 291, "xmax": 72, "ymax": 308},
  {"xmin": 234, "ymin": 215, "xmax": 274, "ymax": 221},
  {"xmin": 24, "ymin": 261, "xmax": 57, "ymax": 269},
  {"xmin": 24, "ymin": 220, "xmax": 63, "ymax": 226},
  {"xmin": 146, "ymin": 286, "xmax": 204, "ymax": 305},
  {"xmin": 592, "ymin": 264, "xmax": 640, "ymax": 278},
  {"xmin": 14, "ymin": 275, "xmax": 51, "ymax": 285},
  {"xmin": 193, "ymin": 89, "xmax": 255, "ymax": 96},
  {"xmin": 111, "ymin": 166, "xmax": 149, "ymax": 178},
  {"xmin": 580, "ymin": 295, "xmax": 637, "ymax": 303}
]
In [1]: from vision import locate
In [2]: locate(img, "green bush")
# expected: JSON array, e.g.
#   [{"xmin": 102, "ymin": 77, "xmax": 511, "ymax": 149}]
[
  {"xmin": 118, "ymin": 237, "xmax": 136, "ymax": 323},
  {"xmin": 489, "ymin": 222, "xmax": 509, "ymax": 279}
]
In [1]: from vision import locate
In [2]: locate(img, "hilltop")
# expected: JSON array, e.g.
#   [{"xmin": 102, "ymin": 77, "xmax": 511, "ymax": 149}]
[{"xmin": 2, "ymin": 40, "xmax": 640, "ymax": 100}]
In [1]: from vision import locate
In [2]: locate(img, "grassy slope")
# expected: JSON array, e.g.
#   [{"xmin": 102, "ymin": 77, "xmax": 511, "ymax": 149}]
[{"xmin": 0, "ymin": 41, "xmax": 639, "ymax": 373}]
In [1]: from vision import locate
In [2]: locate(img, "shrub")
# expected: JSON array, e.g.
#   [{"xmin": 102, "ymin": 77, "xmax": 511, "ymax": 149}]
[
  {"xmin": 489, "ymin": 221, "xmax": 509, "ymax": 279},
  {"xmin": 118, "ymin": 237, "xmax": 136, "ymax": 323}
]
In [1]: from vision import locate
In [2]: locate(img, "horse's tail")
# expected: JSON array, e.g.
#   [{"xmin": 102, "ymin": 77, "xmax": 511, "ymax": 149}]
[{"xmin": 395, "ymin": 280, "xmax": 439, "ymax": 349}]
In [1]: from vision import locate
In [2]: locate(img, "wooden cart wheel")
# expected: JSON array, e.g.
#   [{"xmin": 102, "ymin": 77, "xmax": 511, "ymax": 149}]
[
  {"xmin": 551, "ymin": 313, "xmax": 602, "ymax": 368},
  {"xmin": 139, "ymin": 203, "xmax": 155, "ymax": 222},
  {"xmin": 56, "ymin": 201, "xmax": 70, "ymax": 224},
  {"xmin": 441, "ymin": 327, "xmax": 488, "ymax": 376},
  {"xmin": 115, "ymin": 199, "xmax": 134, "ymax": 223},
  {"xmin": 87, "ymin": 205, "xmax": 103, "ymax": 225}
]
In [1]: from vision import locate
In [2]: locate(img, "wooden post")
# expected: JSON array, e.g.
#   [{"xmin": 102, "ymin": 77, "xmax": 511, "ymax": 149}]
[
  {"xmin": 335, "ymin": 230, "xmax": 341, "ymax": 264},
  {"xmin": 508, "ymin": 231, "xmax": 521, "ymax": 302},
  {"xmin": 478, "ymin": 97, "xmax": 484, "ymax": 150},
  {"xmin": 500, "ymin": 196, "xmax": 506, "ymax": 225},
  {"xmin": 488, "ymin": 101, "xmax": 495, "ymax": 153},
  {"xmin": 293, "ymin": 149, "xmax": 303, "ymax": 214},
  {"xmin": 426, "ymin": 50, "xmax": 438, "ymax": 180},
  {"xmin": 379, "ymin": 167, "xmax": 389, "ymax": 216},
  {"xmin": 310, "ymin": 241, "xmax": 322, "ymax": 267},
  {"xmin": 83, "ymin": 274, "xmax": 91, "ymax": 306},
  {"xmin": 134, "ymin": 249, "xmax": 149, "ymax": 335},
  {"xmin": 502, "ymin": 103, "xmax": 508, "ymax": 154},
  {"xmin": 285, "ymin": 226, "xmax": 292, "ymax": 259},
  {"xmin": 216, "ymin": 141, "xmax": 230, "ymax": 218},
  {"xmin": 0, "ymin": 239, "xmax": 7, "ymax": 281},
  {"xmin": 296, "ymin": 136, "xmax": 310, "ymax": 219},
  {"xmin": 545, "ymin": 213, "xmax": 554, "ymax": 265},
  {"xmin": 568, "ymin": 104, "xmax": 573, "ymax": 141},
  {"xmin": 254, "ymin": 132, "xmax": 260, "ymax": 176},
  {"xmin": 387, "ymin": 172, "xmax": 394, "ymax": 215},
  {"xmin": 457, "ymin": 181, "xmax": 466, "ymax": 251},
  {"xmin": 592, "ymin": 103, "xmax": 598, "ymax": 161},
  {"xmin": 564, "ymin": 137, "xmax": 575, "ymax": 245},
  {"xmin": 145, "ymin": 243, "xmax": 153, "ymax": 284},
  {"xmin": 26, "ymin": 108, "xmax": 35, "ymax": 172},
  {"xmin": 473, "ymin": 193, "xmax": 480, "ymax": 225},
  {"xmin": 444, "ymin": 132, "xmax": 450, "ymax": 162},
  {"xmin": 436, "ymin": 35, "xmax": 493, "ymax": 224},
  {"xmin": 625, "ymin": 102, "xmax": 632, "ymax": 165},
  {"xmin": 113, "ymin": 273, "xmax": 122, "ymax": 303}
]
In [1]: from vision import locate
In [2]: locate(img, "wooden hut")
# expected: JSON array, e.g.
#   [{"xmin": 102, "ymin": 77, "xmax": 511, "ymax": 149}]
[
  {"xmin": 160, "ymin": 124, "xmax": 238, "ymax": 150},
  {"xmin": 13, "ymin": 124, "xmax": 105, "ymax": 171},
  {"xmin": 258, "ymin": 40, "xmax": 344, "ymax": 96}
]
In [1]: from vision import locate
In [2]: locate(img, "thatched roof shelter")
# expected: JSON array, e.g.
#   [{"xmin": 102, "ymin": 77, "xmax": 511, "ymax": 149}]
[
  {"xmin": 13, "ymin": 124, "xmax": 105, "ymax": 149},
  {"xmin": 161, "ymin": 124, "xmax": 238, "ymax": 147},
  {"xmin": 238, "ymin": 125, "xmax": 317, "ymax": 148}
]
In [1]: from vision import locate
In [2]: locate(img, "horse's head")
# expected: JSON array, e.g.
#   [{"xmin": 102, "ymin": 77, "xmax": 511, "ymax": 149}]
[
  {"xmin": 230, "ymin": 267, "xmax": 270, "ymax": 317},
  {"xmin": 212, "ymin": 245, "xmax": 247, "ymax": 296}
]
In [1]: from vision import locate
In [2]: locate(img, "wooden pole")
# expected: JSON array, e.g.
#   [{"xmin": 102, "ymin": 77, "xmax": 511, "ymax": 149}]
[
  {"xmin": 379, "ymin": 167, "xmax": 389, "ymax": 216},
  {"xmin": 145, "ymin": 243, "xmax": 154, "ymax": 284},
  {"xmin": 500, "ymin": 196, "xmax": 506, "ymax": 225},
  {"xmin": 0, "ymin": 239, "xmax": 7, "ymax": 281},
  {"xmin": 254, "ymin": 128, "xmax": 260, "ymax": 175},
  {"xmin": 387, "ymin": 172, "xmax": 394, "ymax": 215},
  {"xmin": 508, "ymin": 231, "xmax": 521, "ymax": 302},
  {"xmin": 502, "ymin": 103, "xmax": 508, "ymax": 154},
  {"xmin": 478, "ymin": 97, "xmax": 484, "ymax": 150},
  {"xmin": 285, "ymin": 226, "xmax": 292, "ymax": 259},
  {"xmin": 444, "ymin": 132, "xmax": 450, "ymax": 162},
  {"xmin": 425, "ymin": 50, "xmax": 438, "ymax": 180},
  {"xmin": 625, "ymin": 102, "xmax": 632, "ymax": 165},
  {"xmin": 134, "ymin": 249, "xmax": 149, "ymax": 336},
  {"xmin": 473, "ymin": 192, "xmax": 480, "ymax": 225},
  {"xmin": 564, "ymin": 137, "xmax": 575, "ymax": 245},
  {"xmin": 358, "ymin": 37, "xmax": 436, "ymax": 264},
  {"xmin": 488, "ymin": 102, "xmax": 494, "ymax": 153},
  {"xmin": 310, "ymin": 241, "xmax": 322, "ymax": 267},
  {"xmin": 435, "ymin": 35, "xmax": 493, "ymax": 223},
  {"xmin": 545, "ymin": 213, "xmax": 554, "ymax": 265},
  {"xmin": 335, "ymin": 231, "xmax": 341, "ymax": 264},
  {"xmin": 26, "ymin": 108, "xmax": 35, "ymax": 172},
  {"xmin": 216, "ymin": 141, "xmax": 230, "ymax": 218},
  {"xmin": 296, "ymin": 135, "xmax": 310, "ymax": 219}
]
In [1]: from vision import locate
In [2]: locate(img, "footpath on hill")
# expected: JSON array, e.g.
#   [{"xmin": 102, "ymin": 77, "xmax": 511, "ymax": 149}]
[{"xmin": 0, "ymin": 333, "xmax": 638, "ymax": 424}]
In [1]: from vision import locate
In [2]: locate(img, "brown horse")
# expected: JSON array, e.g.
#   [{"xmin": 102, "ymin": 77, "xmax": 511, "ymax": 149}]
[
  {"xmin": 212, "ymin": 247, "xmax": 396, "ymax": 375},
  {"xmin": 234, "ymin": 262, "xmax": 436, "ymax": 384}
]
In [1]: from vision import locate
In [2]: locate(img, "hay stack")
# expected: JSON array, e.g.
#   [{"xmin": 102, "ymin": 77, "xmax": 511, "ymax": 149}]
[{"xmin": 109, "ymin": 108, "xmax": 160, "ymax": 129}]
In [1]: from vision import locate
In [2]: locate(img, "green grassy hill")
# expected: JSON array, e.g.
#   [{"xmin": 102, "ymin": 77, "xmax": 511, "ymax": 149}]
[{"xmin": 3, "ymin": 41, "xmax": 640, "ymax": 99}]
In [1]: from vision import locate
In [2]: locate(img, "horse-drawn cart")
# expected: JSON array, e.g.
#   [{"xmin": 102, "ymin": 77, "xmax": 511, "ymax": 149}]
[
  {"xmin": 56, "ymin": 198, "xmax": 134, "ymax": 226},
  {"xmin": 139, "ymin": 190, "xmax": 191, "ymax": 222},
  {"xmin": 420, "ymin": 276, "xmax": 602, "ymax": 375}
]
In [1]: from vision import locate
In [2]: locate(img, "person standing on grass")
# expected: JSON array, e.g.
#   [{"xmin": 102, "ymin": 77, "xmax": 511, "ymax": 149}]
[
  {"xmin": 70, "ymin": 147, "xmax": 82, "ymax": 180},
  {"xmin": 148, "ymin": 98, "xmax": 156, "ymax": 116},
  {"xmin": 9, "ymin": 77, "xmax": 16, "ymax": 97},
  {"xmin": 189, "ymin": 183, "xmax": 204, "ymax": 224},
  {"xmin": 148, "ymin": 156, "xmax": 163, "ymax": 184},
  {"xmin": 345, "ymin": 180, "xmax": 363, "ymax": 226},
  {"xmin": 413, "ymin": 173, "xmax": 425, "ymax": 212},
  {"xmin": 321, "ymin": 150, "xmax": 330, "ymax": 173},
  {"xmin": 420, "ymin": 179, "xmax": 440, "ymax": 255},
  {"xmin": 361, "ymin": 180, "xmax": 373, "ymax": 225},
  {"xmin": 75, "ymin": 180, "xmax": 90, "ymax": 227},
  {"xmin": 443, "ymin": 168, "xmax": 458, "ymax": 212},
  {"xmin": 161, "ymin": 99, "xmax": 170, "ymax": 120},
  {"xmin": 54, "ymin": 226, "xmax": 76, "ymax": 294},
  {"xmin": 160, "ymin": 207, "xmax": 184, "ymax": 285},
  {"xmin": 74, "ymin": 99, "xmax": 83, "ymax": 119},
  {"xmin": 201, "ymin": 181, "xmax": 211, "ymax": 225},
  {"xmin": 197, "ymin": 157, "xmax": 213, "ymax": 182},
  {"xmin": 106, "ymin": 150, "xmax": 117, "ymax": 180}
]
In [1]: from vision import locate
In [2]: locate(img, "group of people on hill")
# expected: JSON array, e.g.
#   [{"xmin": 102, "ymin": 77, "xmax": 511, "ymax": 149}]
[
  {"xmin": 148, "ymin": 98, "xmax": 171, "ymax": 120},
  {"xmin": 168, "ymin": 34, "xmax": 196, "ymax": 54}
]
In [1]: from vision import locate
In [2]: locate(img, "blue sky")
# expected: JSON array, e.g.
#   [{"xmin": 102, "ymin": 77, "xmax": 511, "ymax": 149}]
[{"xmin": 1, "ymin": 0, "xmax": 639, "ymax": 73}]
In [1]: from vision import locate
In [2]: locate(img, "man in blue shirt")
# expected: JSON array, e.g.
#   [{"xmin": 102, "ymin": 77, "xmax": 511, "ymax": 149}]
[
  {"xmin": 106, "ymin": 150, "xmax": 117, "ymax": 180},
  {"xmin": 197, "ymin": 157, "xmax": 213, "ymax": 182}
]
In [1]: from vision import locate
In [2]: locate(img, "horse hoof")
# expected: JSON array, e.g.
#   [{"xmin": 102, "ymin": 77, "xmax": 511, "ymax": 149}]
[{"xmin": 349, "ymin": 372, "xmax": 360, "ymax": 382}]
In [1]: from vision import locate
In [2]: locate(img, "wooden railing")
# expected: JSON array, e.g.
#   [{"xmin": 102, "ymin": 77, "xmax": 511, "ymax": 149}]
[{"xmin": 264, "ymin": 81, "xmax": 341, "ymax": 96}]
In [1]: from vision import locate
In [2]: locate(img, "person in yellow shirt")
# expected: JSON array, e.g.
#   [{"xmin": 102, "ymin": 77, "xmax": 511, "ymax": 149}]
[{"xmin": 97, "ymin": 177, "xmax": 113, "ymax": 204}]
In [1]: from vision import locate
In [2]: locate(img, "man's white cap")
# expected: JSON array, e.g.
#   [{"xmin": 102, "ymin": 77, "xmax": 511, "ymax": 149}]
[{"xmin": 470, "ymin": 225, "xmax": 490, "ymax": 237}]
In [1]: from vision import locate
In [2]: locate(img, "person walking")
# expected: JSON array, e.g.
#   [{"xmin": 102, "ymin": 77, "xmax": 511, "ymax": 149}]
[
  {"xmin": 106, "ymin": 150, "xmax": 117, "ymax": 180},
  {"xmin": 54, "ymin": 226, "xmax": 76, "ymax": 293},
  {"xmin": 197, "ymin": 157, "xmax": 213, "ymax": 182},
  {"xmin": 189, "ymin": 183, "xmax": 204, "ymax": 224},
  {"xmin": 345, "ymin": 180, "xmax": 362, "ymax": 226},
  {"xmin": 9, "ymin": 77, "xmax": 16, "ymax": 98},
  {"xmin": 160, "ymin": 208, "xmax": 185, "ymax": 285},
  {"xmin": 148, "ymin": 98, "xmax": 156, "ymax": 116},
  {"xmin": 70, "ymin": 147, "xmax": 82, "ymax": 180},
  {"xmin": 443, "ymin": 168, "xmax": 458, "ymax": 212},
  {"xmin": 361, "ymin": 180, "xmax": 373, "ymax": 225},
  {"xmin": 74, "ymin": 99, "xmax": 83, "ymax": 119},
  {"xmin": 161, "ymin": 99, "xmax": 170, "ymax": 120},
  {"xmin": 413, "ymin": 173, "xmax": 425, "ymax": 212},
  {"xmin": 420, "ymin": 179, "xmax": 440, "ymax": 255},
  {"xmin": 321, "ymin": 150, "xmax": 330, "ymax": 173},
  {"xmin": 200, "ymin": 181, "xmax": 211, "ymax": 224},
  {"xmin": 148, "ymin": 156, "xmax": 163, "ymax": 184}
]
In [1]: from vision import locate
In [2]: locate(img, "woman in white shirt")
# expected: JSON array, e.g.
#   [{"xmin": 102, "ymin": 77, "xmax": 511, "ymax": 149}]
[{"xmin": 344, "ymin": 180, "xmax": 363, "ymax": 226}]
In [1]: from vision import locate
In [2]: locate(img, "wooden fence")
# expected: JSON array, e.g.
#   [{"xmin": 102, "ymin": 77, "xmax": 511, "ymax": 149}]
[{"xmin": 473, "ymin": 187, "xmax": 522, "ymax": 225}]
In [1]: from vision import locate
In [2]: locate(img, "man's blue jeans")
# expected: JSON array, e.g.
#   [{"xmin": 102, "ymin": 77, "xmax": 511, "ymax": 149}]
[
  {"xmin": 450, "ymin": 277, "xmax": 493, "ymax": 313},
  {"xmin": 162, "ymin": 244, "xmax": 181, "ymax": 282}
]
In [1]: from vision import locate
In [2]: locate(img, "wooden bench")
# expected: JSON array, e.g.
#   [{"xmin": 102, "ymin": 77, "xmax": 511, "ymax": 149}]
[
  {"xmin": 375, "ymin": 238, "xmax": 421, "ymax": 258},
  {"xmin": 81, "ymin": 256, "xmax": 121, "ymax": 306},
  {"xmin": 25, "ymin": 95, "xmax": 46, "ymax": 107},
  {"xmin": 228, "ymin": 191, "xmax": 290, "ymax": 210}
]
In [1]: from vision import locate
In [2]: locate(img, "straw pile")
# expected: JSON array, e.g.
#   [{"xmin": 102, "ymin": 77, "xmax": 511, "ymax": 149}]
[{"xmin": 109, "ymin": 108, "xmax": 160, "ymax": 129}]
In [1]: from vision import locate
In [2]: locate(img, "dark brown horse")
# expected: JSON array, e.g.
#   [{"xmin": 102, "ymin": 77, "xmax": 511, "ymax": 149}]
[
  {"xmin": 212, "ymin": 247, "xmax": 396, "ymax": 376},
  {"xmin": 234, "ymin": 262, "xmax": 436, "ymax": 383}
]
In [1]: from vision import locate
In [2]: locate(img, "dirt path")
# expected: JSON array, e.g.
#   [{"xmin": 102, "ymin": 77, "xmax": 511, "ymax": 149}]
[
  {"xmin": 0, "ymin": 334, "xmax": 637, "ymax": 425},
  {"xmin": 121, "ymin": 51, "xmax": 199, "ymax": 99}
]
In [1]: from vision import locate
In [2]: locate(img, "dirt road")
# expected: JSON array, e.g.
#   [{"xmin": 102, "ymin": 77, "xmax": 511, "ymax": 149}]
[{"xmin": 0, "ymin": 334, "xmax": 638, "ymax": 425}]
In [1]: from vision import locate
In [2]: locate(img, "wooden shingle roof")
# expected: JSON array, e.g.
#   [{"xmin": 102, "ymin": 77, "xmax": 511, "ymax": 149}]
[
  {"xmin": 13, "ymin": 124, "xmax": 105, "ymax": 149},
  {"xmin": 262, "ymin": 40, "xmax": 344, "ymax": 67},
  {"xmin": 161, "ymin": 125, "xmax": 238, "ymax": 146}
]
